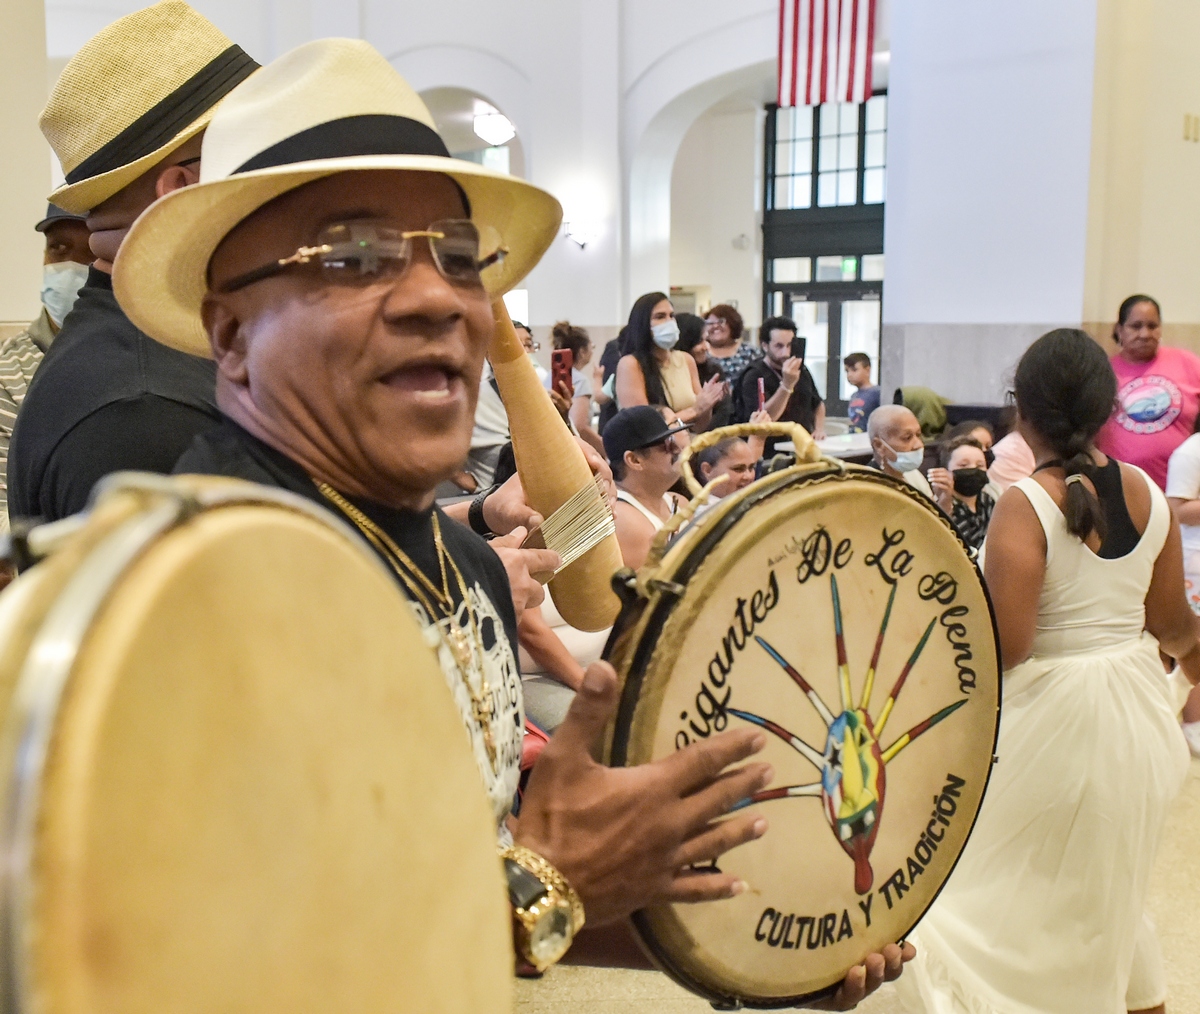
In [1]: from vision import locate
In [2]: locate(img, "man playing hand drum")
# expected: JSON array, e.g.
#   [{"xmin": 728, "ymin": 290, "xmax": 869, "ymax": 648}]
[{"xmin": 112, "ymin": 39, "xmax": 909, "ymax": 1002}]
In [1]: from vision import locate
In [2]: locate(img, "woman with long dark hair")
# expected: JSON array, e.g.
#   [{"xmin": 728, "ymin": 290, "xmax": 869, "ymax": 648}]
[
  {"xmin": 614, "ymin": 292, "xmax": 726, "ymax": 429},
  {"xmin": 899, "ymin": 329, "xmax": 1197, "ymax": 1014},
  {"xmin": 674, "ymin": 312, "xmax": 721, "ymax": 384},
  {"xmin": 676, "ymin": 312, "xmax": 733, "ymax": 429}
]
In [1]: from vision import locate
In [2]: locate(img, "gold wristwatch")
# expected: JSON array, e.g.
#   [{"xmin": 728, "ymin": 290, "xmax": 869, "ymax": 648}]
[{"xmin": 500, "ymin": 844, "xmax": 585, "ymax": 971}]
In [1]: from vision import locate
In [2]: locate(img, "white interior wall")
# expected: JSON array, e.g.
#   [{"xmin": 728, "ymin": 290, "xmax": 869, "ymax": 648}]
[
  {"xmin": 881, "ymin": 0, "xmax": 1099, "ymax": 401},
  {"xmin": 2, "ymin": 0, "xmax": 48, "ymax": 331},
  {"xmin": 38, "ymin": 0, "xmax": 775, "ymax": 331},
  {"xmin": 669, "ymin": 100, "xmax": 764, "ymax": 327},
  {"xmin": 1085, "ymin": 0, "xmax": 1200, "ymax": 351}
]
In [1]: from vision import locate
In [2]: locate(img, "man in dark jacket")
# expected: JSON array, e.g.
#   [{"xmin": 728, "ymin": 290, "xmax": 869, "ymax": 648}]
[{"xmin": 7, "ymin": 2, "xmax": 258, "ymax": 521}]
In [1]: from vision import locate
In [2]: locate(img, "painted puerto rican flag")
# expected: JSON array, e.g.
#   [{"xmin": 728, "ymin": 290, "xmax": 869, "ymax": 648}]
[{"xmin": 778, "ymin": 0, "xmax": 877, "ymax": 108}]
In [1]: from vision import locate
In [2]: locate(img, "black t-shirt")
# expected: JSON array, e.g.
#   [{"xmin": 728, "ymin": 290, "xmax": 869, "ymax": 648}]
[
  {"xmin": 8, "ymin": 268, "xmax": 220, "ymax": 522},
  {"xmin": 174, "ymin": 418, "xmax": 523, "ymax": 822},
  {"xmin": 738, "ymin": 359, "xmax": 823, "ymax": 453},
  {"xmin": 598, "ymin": 335, "xmax": 625, "ymax": 434}
]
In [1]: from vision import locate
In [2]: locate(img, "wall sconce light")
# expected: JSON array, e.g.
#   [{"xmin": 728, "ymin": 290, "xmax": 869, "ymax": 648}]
[
  {"xmin": 563, "ymin": 221, "xmax": 598, "ymax": 249},
  {"xmin": 473, "ymin": 112, "xmax": 516, "ymax": 147}
]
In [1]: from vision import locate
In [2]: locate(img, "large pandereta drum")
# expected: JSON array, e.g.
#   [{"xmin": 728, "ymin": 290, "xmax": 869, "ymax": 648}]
[
  {"xmin": 0, "ymin": 474, "xmax": 510, "ymax": 1014},
  {"xmin": 605, "ymin": 426, "xmax": 1002, "ymax": 1009}
]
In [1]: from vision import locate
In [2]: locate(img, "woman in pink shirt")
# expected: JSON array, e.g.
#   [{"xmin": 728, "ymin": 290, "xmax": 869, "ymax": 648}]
[{"xmin": 1096, "ymin": 295, "xmax": 1200, "ymax": 489}]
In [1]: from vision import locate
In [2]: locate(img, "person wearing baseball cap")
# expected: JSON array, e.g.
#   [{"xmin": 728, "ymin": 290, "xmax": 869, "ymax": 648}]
[
  {"xmin": 7, "ymin": 1, "xmax": 259, "ymax": 524},
  {"xmin": 603, "ymin": 405, "xmax": 690, "ymax": 570},
  {"xmin": 34, "ymin": 204, "xmax": 94, "ymax": 331}
]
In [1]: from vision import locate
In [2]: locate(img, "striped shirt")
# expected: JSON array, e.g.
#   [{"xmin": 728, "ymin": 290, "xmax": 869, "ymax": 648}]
[{"xmin": 0, "ymin": 310, "xmax": 55, "ymax": 531}]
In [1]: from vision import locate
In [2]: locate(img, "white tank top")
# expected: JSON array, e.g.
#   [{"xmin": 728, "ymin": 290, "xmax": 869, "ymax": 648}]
[
  {"xmin": 616, "ymin": 489, "xmax": 676, "ymax": 531},
  {"xmin": 1010, "ymin": 466, "xmax": 1168, "ymax": 657}
]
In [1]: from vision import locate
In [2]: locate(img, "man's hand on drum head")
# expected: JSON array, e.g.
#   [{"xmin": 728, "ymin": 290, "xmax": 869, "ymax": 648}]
[
  {"xmin": 514, "ymin": 660, "xmax": 773, "ymax": 927},
  {"xmin": 806, "ymin": 941, "xmax": 915, "ymax": 1010}
]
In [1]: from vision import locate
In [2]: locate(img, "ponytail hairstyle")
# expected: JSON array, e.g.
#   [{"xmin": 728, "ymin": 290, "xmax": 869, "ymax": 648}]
[
  {"xmin": 1014, "ymin": 328, "xmax": 1118, "ymax": 542},
  {"xmin": 626, "ymin": 291, "xmax": 671, "ymax": 407},
  {"xmin": 1112, "ymin": 293, "xmax": 1161, "ymax": 343},
  {"xmin": 551, "ymin": 320, "xmax": 591, "ymax": 362}
]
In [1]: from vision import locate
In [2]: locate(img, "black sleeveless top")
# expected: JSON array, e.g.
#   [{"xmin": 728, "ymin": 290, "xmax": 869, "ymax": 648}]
[{"xmin": 1034, "ymin": 457, "xmax": 1141, "ymax": 559}]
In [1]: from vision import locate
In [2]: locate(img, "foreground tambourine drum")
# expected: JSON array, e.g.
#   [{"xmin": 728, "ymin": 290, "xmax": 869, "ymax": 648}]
[
  {"xmin": 0, "ymin": 474, "xmax": 511, "ymax": 1014},
  {"xmin": 605, "ymin": 437, "xmax": 1001, "ymax": 1008}
]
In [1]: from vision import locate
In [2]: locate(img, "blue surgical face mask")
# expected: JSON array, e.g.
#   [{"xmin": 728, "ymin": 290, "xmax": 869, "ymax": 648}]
[
  {"xmin": 885, "ymin": 441, "xmax": 925, "ymax": 473},
  {"xmin": 651, "ymin": 319, "xmax": 680, "ymax": 350},
  {"xmin": 41, "ymin": 261, "xmax": 89, "ymax": 327}
]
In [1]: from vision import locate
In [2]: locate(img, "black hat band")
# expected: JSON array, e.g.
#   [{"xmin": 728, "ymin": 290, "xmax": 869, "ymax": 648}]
[
  {"xmin": 233, "ymin": 114, "xmax": 452, "ymax": 173},
  {"xmin": 65, "ymin": 44, "xmax": 260, "ymax": 186}
]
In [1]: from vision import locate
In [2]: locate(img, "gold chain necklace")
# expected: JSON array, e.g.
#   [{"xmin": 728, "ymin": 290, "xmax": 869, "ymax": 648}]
[{"xmin": 317, "ymin": 483, "xmax": 498, "ymax": 772}]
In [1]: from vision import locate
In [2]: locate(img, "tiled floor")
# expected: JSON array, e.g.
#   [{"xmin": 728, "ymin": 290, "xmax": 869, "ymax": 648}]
[{"xmin": 517, "ymin": 758, "xmax": 1200, "ymax": 1013}]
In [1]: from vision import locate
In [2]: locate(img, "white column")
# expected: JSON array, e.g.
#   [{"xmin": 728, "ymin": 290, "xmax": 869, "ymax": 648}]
[
  {"xmin": 881, "ymin": 0, "xmax": 1099, "ymax": 401},
  {"xmin": 514, "ymin": 0, "xmax": 624, "ymax": 342},
  {"xmin": 1084, "ymin": 0, "xmax": 1200, "ymax": 351},
  {"xmin": 0, "ymin": 0, "xmax": 49, "ymax": 335}
]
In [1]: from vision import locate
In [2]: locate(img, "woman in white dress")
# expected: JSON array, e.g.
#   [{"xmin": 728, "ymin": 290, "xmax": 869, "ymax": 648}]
[
  {"xmin": 898, "ymin": 329, "xmax": 1199, "ymax": 1014},
  {"xmin": 1164, "ymin": 428, "xmax": 1200, "ymax": 754}
]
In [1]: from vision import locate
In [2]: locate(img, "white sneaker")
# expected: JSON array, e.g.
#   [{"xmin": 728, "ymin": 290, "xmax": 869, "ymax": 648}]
[{"xmin": 1183, "ymin": 720, "xmax": 1200, "ymax": 759}]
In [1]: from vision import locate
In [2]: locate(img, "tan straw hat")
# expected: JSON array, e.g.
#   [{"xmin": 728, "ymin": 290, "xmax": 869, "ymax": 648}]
[
  {"xmin": 42, "ymin": 2, "xmax": 259, "ymax": 216},
  {"xmin": 113, "ymin": 37, "xmax": 563, "ymax": 358}
]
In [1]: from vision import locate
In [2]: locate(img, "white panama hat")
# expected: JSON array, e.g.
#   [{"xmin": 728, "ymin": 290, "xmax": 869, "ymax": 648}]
[
  {"xmin": 42, "ymin": 1, "xmax": 259, "ymax": 215},
  {"xmin": 113, "ymin": 37, "xmax": 563, "ymax": 358}
]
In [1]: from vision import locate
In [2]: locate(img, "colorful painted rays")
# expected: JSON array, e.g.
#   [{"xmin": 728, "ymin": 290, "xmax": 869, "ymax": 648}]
[{"xmin": 731, "ymin": 575, "xmax": 966, "ymax": 895}]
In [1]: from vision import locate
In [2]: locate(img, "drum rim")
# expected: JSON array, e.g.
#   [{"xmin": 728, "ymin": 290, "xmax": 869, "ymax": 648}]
[
  {"xmin": 607, "ymin": 465, "xmax": 1003, "ymax": 1008},
  {"xmin": 0, "ymin": 499, "xmax": 183, "ymax": 1012},
  {"xmin": 0, "ymin": 474, "xmax": 393, "ymax": 1012}
]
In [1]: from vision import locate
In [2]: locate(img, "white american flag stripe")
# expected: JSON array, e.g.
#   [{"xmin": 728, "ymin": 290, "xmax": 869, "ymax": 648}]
[{"xmin": 778, "ymin": 0, "xmax": 875, "ymax": 109}]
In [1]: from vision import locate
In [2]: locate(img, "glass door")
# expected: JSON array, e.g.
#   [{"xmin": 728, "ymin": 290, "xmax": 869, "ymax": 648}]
[
  {"xmin": 766, "ymin": 252, "xmax": 883, "ymax": 416},
  {"xmin": 782, "ymin": 286, "xmax": 881, "ymax": 415},
  {"xmin": 838, "ymin": 298, "xmax": 881, "ymax": 402},
  {"xmin": 789, "ymin": 300, "xmax": 830, "ymax": 399}
]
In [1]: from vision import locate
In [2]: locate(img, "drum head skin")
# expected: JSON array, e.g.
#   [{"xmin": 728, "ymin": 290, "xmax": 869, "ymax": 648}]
[
  {"xmin": 1, "ymin": 490, "xmax": 511, "ymax": 1013},
  {"xmin": 606, "ymin": 466, "xmax": 1001, "ymax": 1008}
]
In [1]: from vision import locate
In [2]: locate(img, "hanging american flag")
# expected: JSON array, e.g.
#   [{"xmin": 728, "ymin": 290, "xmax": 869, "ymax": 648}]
[{"xmin": 778, "ymin": 0, "xmax": 877, "ymax": 108}]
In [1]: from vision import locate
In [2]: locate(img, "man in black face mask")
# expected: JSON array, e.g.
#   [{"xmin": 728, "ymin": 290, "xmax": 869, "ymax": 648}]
[{"xmin": 929, "ymin": 435, "xmax": 994, "ymax": 551}]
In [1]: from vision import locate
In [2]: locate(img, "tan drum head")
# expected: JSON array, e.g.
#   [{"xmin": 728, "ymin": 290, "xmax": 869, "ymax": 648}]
[
  {"xmin": 0, "ymin": 481, "xmax": 511, "ymax": 1013},
  {"xmin": 606, "ymin": 465, "xmax": 1001, "ymax": 1008}
]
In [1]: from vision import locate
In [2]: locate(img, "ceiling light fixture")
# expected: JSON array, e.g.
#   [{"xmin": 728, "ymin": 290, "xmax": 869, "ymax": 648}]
[{"xmin": 473, "ymin": 112, "xmax": 516, "ymax": 147}]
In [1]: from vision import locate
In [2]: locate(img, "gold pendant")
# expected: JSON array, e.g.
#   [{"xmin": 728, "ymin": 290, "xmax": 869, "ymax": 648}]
[
  {"xmin": 447, "ymin": 625, "xmax": 473, "ymax": 670},
  {"xmin": 480, "ymin": 724, "xmax": 498, "ymax": 769},
  {"xmin": 472, "ymin": 696, "xmax": 498, "ymax": 768}
]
